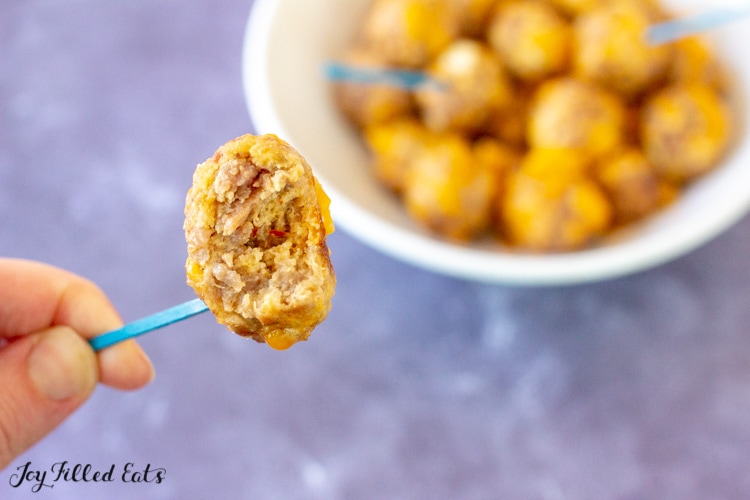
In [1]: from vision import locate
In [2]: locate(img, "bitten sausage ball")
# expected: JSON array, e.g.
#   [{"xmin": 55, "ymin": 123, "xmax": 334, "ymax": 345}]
[{"xmin": 184, "ymin": 134, "xmax": 336, "ymax": 350}]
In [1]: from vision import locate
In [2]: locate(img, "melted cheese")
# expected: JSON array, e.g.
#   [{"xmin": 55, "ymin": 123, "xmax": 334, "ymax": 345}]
[{"xmin": 314, "ymin": 177, "xmax": 335, "ymax": 235}]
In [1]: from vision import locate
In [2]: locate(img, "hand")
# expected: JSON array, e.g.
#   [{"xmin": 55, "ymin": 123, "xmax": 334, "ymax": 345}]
[{"xmin": 0, "ymin": 258, "xmax": 154, "ymax": 470}]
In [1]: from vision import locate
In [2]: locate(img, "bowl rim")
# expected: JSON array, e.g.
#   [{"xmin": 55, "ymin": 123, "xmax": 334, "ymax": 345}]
[{"xmin": 241, "ymin": 0, "xmax": 750, "ymax": 286}]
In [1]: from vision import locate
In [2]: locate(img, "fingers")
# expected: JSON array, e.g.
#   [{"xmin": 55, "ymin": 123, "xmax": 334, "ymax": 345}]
[
  {"xmin": 0, "ymin": 258, "xmax": 122, "ymax": 338},
  {"xmin": 0, "ymin": 326, "xmax": 97, "ymax": 470},
  {"xmin": 0, "ymin": 259, "xmax": 157, "ymax": 470},
  {"xmin": 54, "ymin": 275, "xmax": 154, "ymax": 391},
  {"xmin": 98, "ymin": 339, "xmax": 154, "ymax": 390},
  {"xmin": 0, "ymin": 259, "xmax": 154, "ymax": 391}
]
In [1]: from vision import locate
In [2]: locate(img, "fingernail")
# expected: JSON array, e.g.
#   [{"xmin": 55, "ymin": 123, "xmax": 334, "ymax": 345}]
[
  {"xmin": 98, "ymin": 339, "xmax": 155, "ymax": 390},
  {"xmin": 134, "ymin": 345, "xmax": 156, "ymax": 384},
  {"xmin": 27, "ymin": 327, "xmax": 98, "ymax": 401}
]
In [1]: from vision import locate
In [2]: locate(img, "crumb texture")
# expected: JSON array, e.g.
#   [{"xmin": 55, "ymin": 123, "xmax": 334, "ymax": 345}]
[{"xmin": 184, "ymin": 134, "xmax": 336, "ymax": 349}]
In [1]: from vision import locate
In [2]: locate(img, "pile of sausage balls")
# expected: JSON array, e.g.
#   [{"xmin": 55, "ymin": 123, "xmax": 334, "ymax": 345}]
[{"xmin": 331, "ymin": 0, "xmax": 733, "ymax": 252}]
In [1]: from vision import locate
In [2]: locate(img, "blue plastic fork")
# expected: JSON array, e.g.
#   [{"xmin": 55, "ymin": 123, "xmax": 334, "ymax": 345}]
[
  {"xmin": 89, "ymin": 298, "xmax": 209, "ymax": 351},
  {"xmin": 647, "ymin": 4, "xmax": 750, "ymax": 45},
  {"xmin": 323, "ymin": 61, "xmax": 448, "ymax": 90}
]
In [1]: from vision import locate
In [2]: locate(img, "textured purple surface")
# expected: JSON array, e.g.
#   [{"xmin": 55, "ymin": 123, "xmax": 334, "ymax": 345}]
[{"xmin": 3, "ymin": 1, "xmax": 750, "ymax": 498}]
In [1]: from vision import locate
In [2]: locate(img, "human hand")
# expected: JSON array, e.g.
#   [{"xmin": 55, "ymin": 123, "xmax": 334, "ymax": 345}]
[{"xmin": 0, "ymin": 258, "xmax": 154, "ymax": 470}]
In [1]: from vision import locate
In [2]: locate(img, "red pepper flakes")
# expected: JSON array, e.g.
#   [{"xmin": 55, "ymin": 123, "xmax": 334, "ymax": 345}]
[{"xmin": 269, "ymin": 229, "xmax": 288, "ymax": 237}]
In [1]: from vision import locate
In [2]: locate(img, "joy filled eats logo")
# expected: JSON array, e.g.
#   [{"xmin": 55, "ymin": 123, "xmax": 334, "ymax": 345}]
[{"xmin": 8, "ymin": 461, "xmax": 165, "ymax": 492}]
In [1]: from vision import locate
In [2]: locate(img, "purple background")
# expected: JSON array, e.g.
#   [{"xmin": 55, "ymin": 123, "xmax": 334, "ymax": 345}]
[{"xmin": 3, "ymin": 1, "xmax": 750, "ymax": 498}]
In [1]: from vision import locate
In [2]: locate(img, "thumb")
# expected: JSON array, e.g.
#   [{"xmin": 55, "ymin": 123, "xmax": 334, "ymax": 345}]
[{"xmin": 0, "ymin": 326, "xmax": 98, "ymax": 470}]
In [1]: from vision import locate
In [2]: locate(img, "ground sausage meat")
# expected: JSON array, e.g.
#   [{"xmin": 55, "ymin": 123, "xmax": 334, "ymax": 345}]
[{"xmin": 184, "ymin": 134, "xmax": 336, "ymax": 350}]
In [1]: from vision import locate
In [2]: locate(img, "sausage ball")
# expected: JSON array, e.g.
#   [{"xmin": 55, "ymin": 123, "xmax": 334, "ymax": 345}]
[
  {"xmin": 669, "ymin": 38, "xmax": 728, "ymax": 91},
  {"xmin": 364, "ymin": 117, "xmax": 432, "ymax": 192},
  {"xmin": 640, "ymin": 83, "xmax": 731, "ymax": 183},
  {"xmin": 527, "ymin": 77, "xmax": 627, "ymax": 160},
  {"xmin": 574, "ymin": 0, "xmax": 672, "ymax": 98},
  {"xmin": 415, "ymin": 39, "xmax": 513, "ymax": 133},
  {"xmin": 403, "ymin": 133, "xmax": 500, "ymax": 240},
  {"xmin": 487, "ymin": 0, "xmax": 572, "ymax": 82},
  {"xmin": 500, "ymin": 148, "xmax": 612, "ymax": 251},
  {"xmin": 595, "ymin": 147, "xmax": 674, "ymax": 224},
  {"xmin": 361, "ymin": 0, "xmax": 457, "ymax": 68}
]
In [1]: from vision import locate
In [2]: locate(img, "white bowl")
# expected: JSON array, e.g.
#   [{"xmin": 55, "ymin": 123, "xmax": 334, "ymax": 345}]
[{"xmin": 242, "ymin": 0, "xmax": 750, "ymax": 285}]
